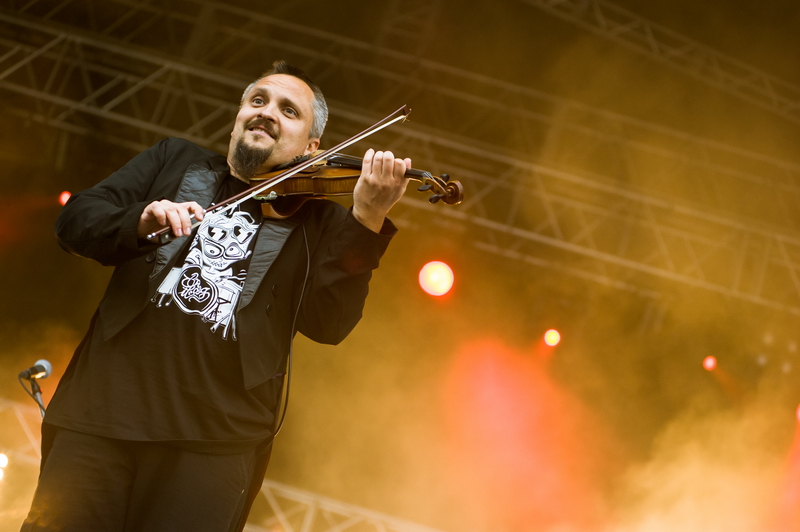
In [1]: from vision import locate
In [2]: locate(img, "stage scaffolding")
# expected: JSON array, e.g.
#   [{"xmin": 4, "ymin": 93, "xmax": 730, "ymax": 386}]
[
  {"xmin": 2, "ymin": 3, "xmax": 800, "ymax": 314},
  {"xmin": 521, "ymin": 0, "xmax": 800, "ymax": 125},
  {"xmin": 246, "ymin": 480, "xmax": 447, "ymax": 532}
]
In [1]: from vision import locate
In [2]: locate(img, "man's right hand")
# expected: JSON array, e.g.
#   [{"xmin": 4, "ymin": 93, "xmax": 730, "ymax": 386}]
[{"xmin": 137, "ymin": 199, "xmax": 206, "ymax": 240}]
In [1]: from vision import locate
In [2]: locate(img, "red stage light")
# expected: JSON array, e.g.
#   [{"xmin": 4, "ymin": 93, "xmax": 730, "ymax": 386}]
[
  {"xmin": 544, "ymin": 329, "xmax": 561, "ymax": 346},
  {"xmin": 419, "ymin": 261, "xmax": 454, "ymax": 296},
  {"xmin": 58, "ymin": 191, "xmax": 71, "ymax": 206},
  {"xmin": 702, "ymin": 355, "xmax": 717, "ymax": 371}
]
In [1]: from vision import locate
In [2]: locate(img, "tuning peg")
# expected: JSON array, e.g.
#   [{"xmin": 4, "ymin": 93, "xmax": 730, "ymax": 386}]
[
  {"xmin": 440, "ymin": 173, "xmax": 450, "ymax": 182},
  {"xmin": 417, "ymin": 184, "xmax": 433, "ymax": 192},
  {"xmin": 429, "ymin": 194, "xmax": 444, "ymax": 204}
]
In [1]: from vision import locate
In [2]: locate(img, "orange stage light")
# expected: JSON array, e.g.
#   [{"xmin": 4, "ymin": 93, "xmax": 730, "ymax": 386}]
[
  {"xmin": 702, "ymin": 355, "xmax": 717, "ymax": 371},
  {"xmin": 544, "ymin": 329, "xmax": 561, "ymax": 346},
  {"xmin": 419, "ymin": 261, "xmax": 454, "ymax": 296},
  {"xmin": 59, "ymin": 191, "xmax": 71, "ymax": 206}
]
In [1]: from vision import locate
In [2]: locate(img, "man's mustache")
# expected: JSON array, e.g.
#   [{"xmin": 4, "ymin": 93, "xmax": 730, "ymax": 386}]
[{"xmin": 246, "ymin": 119, "xmax": 278, "ymax": 139}]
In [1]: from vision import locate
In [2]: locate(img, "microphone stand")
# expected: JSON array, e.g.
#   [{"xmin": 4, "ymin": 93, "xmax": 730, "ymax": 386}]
[
  {"xmin": 29, "ymin": 377, "xmax": 46, "ymax": 419},
  {"xmin": 18, "ymin": 373, "xmax": 48, "ymax": 420}
]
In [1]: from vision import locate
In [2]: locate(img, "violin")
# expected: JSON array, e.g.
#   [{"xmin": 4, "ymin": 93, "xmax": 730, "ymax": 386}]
[
  {"xmin": 250, "ymin": 152, "xmax": 464, "ymax": 218},
  {"xmin": 147, "ymin": 106, "xmax": 464, "ymax": 243}
]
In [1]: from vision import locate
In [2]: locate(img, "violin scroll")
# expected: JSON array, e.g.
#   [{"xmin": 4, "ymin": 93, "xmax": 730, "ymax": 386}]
[{"xmin": 414, "ymin": 172, "xmax": 463, "ymax": 205}]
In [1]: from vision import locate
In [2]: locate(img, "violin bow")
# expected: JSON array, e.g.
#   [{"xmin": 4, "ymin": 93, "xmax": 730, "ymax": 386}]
[{"xmin": 147, "ymin": 105, "xmax": 411, "ymax": 243}]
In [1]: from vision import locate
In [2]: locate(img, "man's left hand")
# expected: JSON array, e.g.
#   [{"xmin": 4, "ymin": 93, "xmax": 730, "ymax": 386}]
[{"xmin": 352, "ymin": 148, "xmax": 410, "ymax": 233}]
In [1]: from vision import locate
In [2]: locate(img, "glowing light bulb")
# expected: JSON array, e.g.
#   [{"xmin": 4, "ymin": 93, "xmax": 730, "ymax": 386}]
[
  {"xmin": 59, "ymin": 191, "xmax": 71, "ymax": 206},
  {"xmin": 419, "ymin": 261, "xmax": 454, "ymax": 296},
  {"xmin": 703, "ymin": 356, "xmax": 717, "ymax": 371},
  {"xmin": 0, "ymin": 453, "xmax": 7, "ymax": 468},
  {"xmin": 544, "ymin": 329, "xmax": 561, "ymax": 346}
]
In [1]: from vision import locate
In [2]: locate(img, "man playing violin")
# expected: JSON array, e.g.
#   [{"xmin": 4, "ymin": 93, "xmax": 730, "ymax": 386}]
[{"xmin": 22, "ymin": 61, "xmax": 409, "ymax": 532}]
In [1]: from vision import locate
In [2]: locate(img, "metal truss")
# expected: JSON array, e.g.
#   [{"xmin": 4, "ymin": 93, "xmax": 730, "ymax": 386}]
[
  {"xmin": 372, "ymin": 0, "xmax": 443, "ymax": 58},
  {"xmin": 245, "ymin": 479, "xmax": 446, "ymax": 532},
  {"xmin": 373, "ymin": 124, "xmax": 800, "ymax": 315},
  {"xmin": 0, "ymin": 398, "xmax": 41, "ymax": 467},
  {"xmin": 4, "ymin": 1, "xmax": 800, "ymax": 227},
  {"xmin": 520, "ymin": 0, "xmax": 800, "ymax": 125},
  {"xmin": 2, "ymin": 4, "xmax": 800, "ymax": 313}
]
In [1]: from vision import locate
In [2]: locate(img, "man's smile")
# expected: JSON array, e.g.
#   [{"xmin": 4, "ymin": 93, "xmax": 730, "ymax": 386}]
[{"xmin": 246, "ymin": 120, "xmax": 277, "ymax": 140}]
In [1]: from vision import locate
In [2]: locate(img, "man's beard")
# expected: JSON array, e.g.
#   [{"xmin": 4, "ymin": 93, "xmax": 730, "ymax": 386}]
[{"xmin": 230, "ymin": 137, "xmax": 272, "ymax": 180}]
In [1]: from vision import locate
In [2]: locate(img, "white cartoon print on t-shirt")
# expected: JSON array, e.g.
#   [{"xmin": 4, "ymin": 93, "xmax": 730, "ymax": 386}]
[{"xmin": 151, "ymin": 210, "xmax": 259, "ymax": 340}]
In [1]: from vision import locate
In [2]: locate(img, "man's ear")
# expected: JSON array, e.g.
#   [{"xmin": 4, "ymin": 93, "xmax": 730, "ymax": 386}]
[{"xmin": 304, "ymin": 138, "xmax": 320, "ymax": 155}]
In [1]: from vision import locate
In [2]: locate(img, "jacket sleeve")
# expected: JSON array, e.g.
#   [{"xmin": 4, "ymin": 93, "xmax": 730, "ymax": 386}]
[
  {"xmin": 295, "ymin": 205, "xmax": 396, "ymax": 345},
  {"xmin": 55, "ymin": 139, "xmax": 171, "ymax": 266}
]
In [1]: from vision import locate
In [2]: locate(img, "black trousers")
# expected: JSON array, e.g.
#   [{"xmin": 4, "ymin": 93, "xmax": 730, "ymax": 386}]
[{"xmin": 21, "ymin": 427, "xmax": 259, "ymax": 532}]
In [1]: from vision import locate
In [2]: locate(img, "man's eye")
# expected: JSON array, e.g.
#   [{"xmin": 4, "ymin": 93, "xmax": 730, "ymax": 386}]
[
  {"xmin": 253, "ymin": 97, "xmax": 264, "ymax": 105},
  {"xmin": 285, "ymin": 107, "xmax": 297, "ymax": 116}
]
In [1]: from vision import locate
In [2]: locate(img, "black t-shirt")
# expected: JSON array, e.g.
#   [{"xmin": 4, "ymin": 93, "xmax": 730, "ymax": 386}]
[{"xmin": 46, "ymin": 175, "xmax": 283, "ymax": 452}]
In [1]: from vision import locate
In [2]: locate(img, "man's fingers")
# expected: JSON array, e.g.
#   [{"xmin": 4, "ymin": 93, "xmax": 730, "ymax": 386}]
[
  {"xmin": 173, "ymin": 202, "xmax": 204, "ymax": 236},
  {"xmin": 190, "ymin": 203, "xmax": 205, "ymax": 222},
  {"xmin": 380, "ymin": 151, "xmax": 394, "ymax": 177},
  {"xmin": 362, "ymin": 148, "xmax": 375, "ymax": 177},
  {"xmin": 392, "ymin": 157, "xmax": 406, "ymax": 179},
  {"xmin": 139, "ymin": 200, "xmax": 205, "ymax": 239},
  {"xmin": 360, "ymin": 149, "xmax": 411, "ymax": 185},
  {"xmin": 164, "ymin": 208, "xmax": 189, "ymax": 237},
  {"xmin": 372, "ymin": 150, "xmax": 385, "ymax": 177},
  {"xmin": 364, "ymin": 150, "xmax": 409, "ymax": 182},
  {"xmin": 147, "ymin": 202, "xmax": 168, "ymax": 227}
]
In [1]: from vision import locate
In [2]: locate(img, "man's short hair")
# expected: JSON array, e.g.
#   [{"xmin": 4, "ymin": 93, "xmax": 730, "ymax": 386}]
[{"xmin": 240, "ymin": 60, "xmax": 328, "ymax": 139}]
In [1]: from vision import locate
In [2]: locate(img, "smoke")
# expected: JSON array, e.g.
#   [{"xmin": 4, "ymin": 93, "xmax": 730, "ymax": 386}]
[
  {"xmin": 0, "ymin": 321, "xmax": 80, "ymax": 406},
  {"xmin": 607, "ymin": 391, "xmax": 793, "ymax": 532},
  {"xmin": 439, "ymin": 337, "xmax": 619, "ymax": 531}
]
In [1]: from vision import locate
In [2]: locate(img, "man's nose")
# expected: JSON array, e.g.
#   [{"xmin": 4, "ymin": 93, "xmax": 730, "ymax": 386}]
[{"xmin": 257, "ymin": 102, "xmax": 280, "ymax": 122}]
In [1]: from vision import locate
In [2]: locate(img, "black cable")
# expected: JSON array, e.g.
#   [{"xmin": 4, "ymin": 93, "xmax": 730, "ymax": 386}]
[
  {"xmin": 271, "ymin": 223, "xmax": 310, "ymax": 439},
  {"xmin": 18, "ymin": 375, "xmax": 37, "ymax": 401}
]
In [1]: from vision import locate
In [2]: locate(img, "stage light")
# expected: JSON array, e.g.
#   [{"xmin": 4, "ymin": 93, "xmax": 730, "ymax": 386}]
[
  {"xmin": 796, "ymin": 404, "xmax": 800, "ymax": 424},
  {"xmin": 419, "ymin": 261, "xmax": 454, "ymax": 296},
  {"xmin": 0, "ymin": 453, "xmax": 7, "ymax": 468},
  {"xmin": 59, "ymin": 191, "xmax": 71, "ymax": 206},
  {"xmin": 544, "ymin": 329, "xmax": 561, "ymax": 346},
  {"xmin": 703, "ymin": 355, "xmax": 717, "ymax": 371}
]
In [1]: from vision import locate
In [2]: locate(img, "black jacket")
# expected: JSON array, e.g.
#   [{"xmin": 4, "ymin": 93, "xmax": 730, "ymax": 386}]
[{"xmin": 55, "ymin": 137, "xmax": 395, "ymax": 390}]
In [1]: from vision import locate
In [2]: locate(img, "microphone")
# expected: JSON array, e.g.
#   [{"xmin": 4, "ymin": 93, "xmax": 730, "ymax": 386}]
[{"xmin": 18, "ymin": 359, "xmax": 52, "ymax": 380}]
